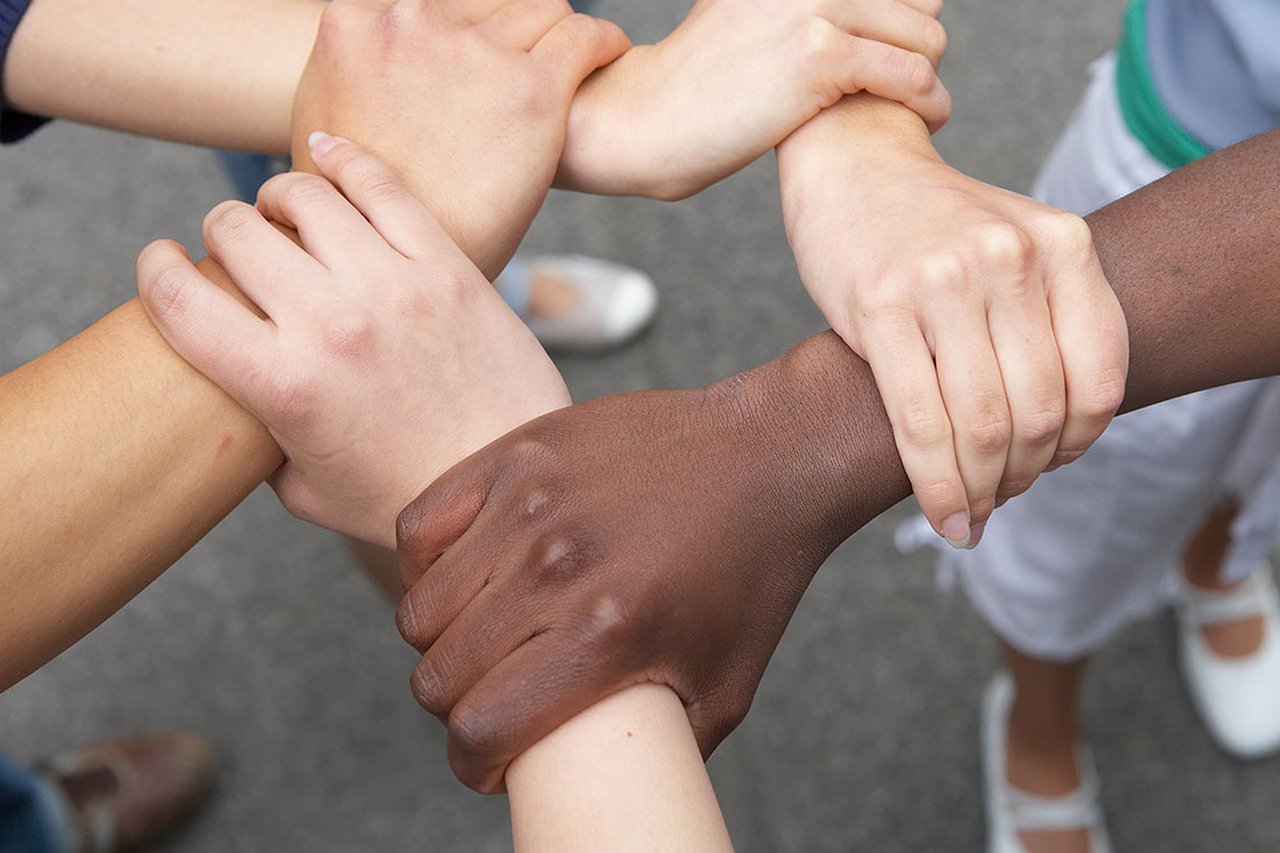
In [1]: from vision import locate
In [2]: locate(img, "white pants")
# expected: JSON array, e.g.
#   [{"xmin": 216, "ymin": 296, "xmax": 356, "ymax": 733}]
[{"xmin": 898, "ymin": 54, "xmax": 1280, "ymax": 662}]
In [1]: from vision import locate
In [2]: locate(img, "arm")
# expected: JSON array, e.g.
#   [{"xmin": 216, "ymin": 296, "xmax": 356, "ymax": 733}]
[
  {"xmin": 777, "ymin": 92, "xmax": 1129, "ymax": 548},
  {"xmin": 0, "ymin": 276, "xmax": 279, "ymax": 690},
  {"xmin": 554, "ymin": 0, "xmax": 950, "ymax": 199},
  {"xmin": 1, "ymin": 0, "xmax": 321, "ymax": 151},
  {"xmin": 0, "ymin": 0, "xmax": 627, "ymax": 684},
  {"xmin": 394, "ymin": 127, "xmax": 1280, "ymax": 791},
  {"xmin": 141, "ymin": 137, "xmax": 732, "ymax": 851}
]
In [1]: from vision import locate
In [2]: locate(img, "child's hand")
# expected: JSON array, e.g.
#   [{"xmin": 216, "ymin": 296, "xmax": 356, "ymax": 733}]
[
  {"xmin": 291, "ymin": 0, "xmax": 630, "ymax": 278},
  {"xmin": 779, "ymin": 115, "xmax": 1129, "ymax": 549},
  {"xmin": 556, "ymin": 0, "xmax": 950, "ymax": 199},
  {"xmin": 137, "ymin": 139, "xmax": 571, "ymax": 547}
]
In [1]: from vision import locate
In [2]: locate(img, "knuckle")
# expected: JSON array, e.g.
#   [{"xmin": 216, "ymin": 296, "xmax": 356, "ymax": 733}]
[
  {"xmin": 1052, "ymin": 448, "xmax": 1087, "ymax": 468},
  {"xmin": 800, "ymin": 18, "xmax": 840, "ymax": 63},
  {"xmin": 915, "ymin": 253, "xmax": 966, "ymax": 293},
  {"xmin": 1044, "ymin": 209, "xmax": 1095, "ymax": 252},
  {"xmin": 509, "ymin": 435, "xmax": 557, "ymax": 470},
  {"xmin": 995, "ymin": 478, "xmax": 1034, "ymax": 501},
  {"xmin": 316, "ymin": 307, "xmax": 375, "ymax": 359},
  {"xmin": 1075, "ymin": 367, "xmax": 1127, "ymax": 422},
  {"xmin": 1014, "ymin": 404, "xmax": 1066, "ymax": 446},
  {"xmin": 203, "ymin": 201, "xmax": 257, "ymax": 248},
  {"xmin": 447, "ymin": 704, "xmax": 504, "ymax": 772},
  {"xmin": 410, "ymin": 657, "xmax": 451, "ymax": 718},
  {"xmin": 922, "ymin": 18, "xmax": 948, "ymax": 64},
  {"xmin": 904, "ymin": 52, "xmax": 938, "ymax": 96},
  {"xmin": 395, "ymin": 593, "xmax": 429, "ymax": 649},
  {"xmin": 898, "ymin": 406, "xmax": 951, "ymax": 449},
  {"xmin": 529, "ymin": 530, "xmax": 590, "ymax": 584},
  {"xmin": 273, "ymin": 173, "xmax": 333, "ymax": 210},
  {"xmin": 968, "ymin": 494, "xmax": 997, "ymax": 522},
  {"xmin": 269, "ymin": 372, "xmax": 320, "ymax": 431},
  {"xmin": 147, "ymin": 264, "xmax": 193, "ymax": 316},
  {"xmin": 974, "ymin": 221, "xmax": 1033, "ymax": 272},
  {"xmin": 964, "ymin": 409, "xmax": 1012, "ymax": 455},
  {"xmin": 575, "ymin": 592, "xmax": 632, "ymax": 652},
  {"xmin": 915, "ymin": 475, "xmax": 963, "ymax": 507}
]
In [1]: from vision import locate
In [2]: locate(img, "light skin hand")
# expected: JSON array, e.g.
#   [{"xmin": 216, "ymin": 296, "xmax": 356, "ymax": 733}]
[
  {"xmin": 138, "ymin": 138, "xmax": 570, "ymax": 548},
  {"xmin": 393, "ymin": 128, "xmax": 1280, "ymax": 794},
  {"xmin": 289, "ymin": 0, "xmax": 630, "ymax": 279},
  {"xmin": 778, "ymin": 96, "xmax": 1129, "ymax": 547},
  {"xmin": 555, "ymin": 0, "xmax": 950, "ymax": 200}
]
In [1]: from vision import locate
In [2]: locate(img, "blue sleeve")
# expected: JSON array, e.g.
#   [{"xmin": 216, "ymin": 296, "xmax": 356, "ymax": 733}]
[{"xmin": 0, "ymin": 0, "xmax": 50, "ymax": 144}]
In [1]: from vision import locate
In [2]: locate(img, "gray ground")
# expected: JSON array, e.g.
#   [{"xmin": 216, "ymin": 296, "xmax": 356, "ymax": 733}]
[{"xmin": 2, "ymin": 1, "xmax": 1278, "ymax": 850}]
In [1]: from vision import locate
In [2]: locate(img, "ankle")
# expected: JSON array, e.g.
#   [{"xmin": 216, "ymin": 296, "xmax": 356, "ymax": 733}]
[{"xmin": 1006, "ymin": 702, "xmax": 1082, "ymax": 795}]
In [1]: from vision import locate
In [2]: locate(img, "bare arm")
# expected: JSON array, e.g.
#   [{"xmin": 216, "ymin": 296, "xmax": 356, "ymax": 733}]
[
  {"xmin": 1, "ymin": 0, "xmax": 321, "ymax": 151},
  {"xmin": 393, "ymin": 127, "xmax": 1280, "ymax": 791}
]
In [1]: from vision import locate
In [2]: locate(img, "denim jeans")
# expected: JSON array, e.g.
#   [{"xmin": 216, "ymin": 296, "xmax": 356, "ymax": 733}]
[{"xmin": 0, "ymin": 752, "xmax": 67, "ymax": 853}]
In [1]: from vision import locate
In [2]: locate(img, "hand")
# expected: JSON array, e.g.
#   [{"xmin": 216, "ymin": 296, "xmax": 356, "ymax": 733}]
[
  {"xmin": 779, "ymin": 104, "xmax": 1129, "ymax": 548},
  {"xmin": 393, "ymin": 357, "xmax": 872, "ymax": 793},
  {"xmin": 137, "ymin": 139, "xmax": 570, "ymax": 547},
  {"xmin": 557, "ymin": 0, "xmax": 951, "ymax": 199},
  {"xmin": 290, "ymin": 0, "xmax": 630, "ymax": 277}
]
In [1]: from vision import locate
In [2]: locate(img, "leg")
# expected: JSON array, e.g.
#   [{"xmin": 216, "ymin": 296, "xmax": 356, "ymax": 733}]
[
  {"xmin": 1002, "ymin": 643, "xmax": 1091, "ymax": 853},
  {"xmin": 1181, "ymin": 500, "xmax": 1265, "ymax": 657}
]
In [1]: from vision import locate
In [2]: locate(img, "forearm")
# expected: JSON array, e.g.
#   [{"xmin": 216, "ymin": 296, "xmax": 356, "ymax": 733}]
[
  {"xmin": 2, "ymin": 0, "xmax": 321, "ymax": 152},
  {"xmin": 0, "ymin": 275, "xmax": 281, "ymax": 689},
  {"xmin": 749, "ymin": 128, "xmax": 1280, "ymax": 540},
  {"xmin": 507, "ymin": 684, "xmax": 732, "ymax": 852}
]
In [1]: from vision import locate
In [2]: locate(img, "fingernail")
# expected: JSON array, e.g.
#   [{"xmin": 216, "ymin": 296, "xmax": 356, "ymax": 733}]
[
  {"xmin": 308, "ymin": 131, "xmax": 338, "ymax": 158},
  {"xmin": 964, "ymin": 521, "xmax": 986, "ymax": 550},
  {"xmin": 940, "ymin": 512, "xmax": 971, "ymax": 548}
]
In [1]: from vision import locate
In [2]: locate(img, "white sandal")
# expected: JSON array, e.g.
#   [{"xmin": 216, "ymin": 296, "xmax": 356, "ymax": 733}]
[
  {"xmin": 1176, "ymin": 566, "xmax": 1280, "ymax": 759},
  {"xmin": 981, "ymin": 672, "xmax": 1113, "ymax": 853}
]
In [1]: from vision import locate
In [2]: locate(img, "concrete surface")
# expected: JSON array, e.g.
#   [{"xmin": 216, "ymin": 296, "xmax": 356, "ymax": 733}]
[{"xmin": 3, "ymin": 0, "xmax": 1279, "ymax": 850}]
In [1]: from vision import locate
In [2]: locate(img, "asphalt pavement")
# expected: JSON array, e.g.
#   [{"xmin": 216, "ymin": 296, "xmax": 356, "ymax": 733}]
[{"xmin": 3, "ymin": 0, "xmax": 1279, "ymax": 850}]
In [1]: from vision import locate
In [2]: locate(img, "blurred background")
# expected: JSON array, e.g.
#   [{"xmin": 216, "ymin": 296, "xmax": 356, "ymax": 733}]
[{"xmin": 3, "ymin": 0, "xmax": 1279, "ymax": 849}]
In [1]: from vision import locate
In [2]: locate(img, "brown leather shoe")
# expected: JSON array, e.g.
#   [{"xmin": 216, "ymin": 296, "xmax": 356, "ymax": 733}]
[{"xmin": 36, "ymin": 732, "xmax": 214, "ymax": 852}]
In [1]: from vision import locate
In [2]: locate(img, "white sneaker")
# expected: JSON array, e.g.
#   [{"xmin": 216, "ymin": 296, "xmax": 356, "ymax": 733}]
[
  {"xmin": 981, "ymin": 672, "xmax": 1112, "ymax": 853},
  {"xmin": 495, "ymin": 255, "xmax": 658, "ymax": 351},
  {"xmin": 1176, "ymin": 566, "xmax": 1280, "ymax": 759}
]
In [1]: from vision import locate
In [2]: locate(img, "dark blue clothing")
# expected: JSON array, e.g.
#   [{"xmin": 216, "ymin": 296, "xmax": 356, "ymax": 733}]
[
  {"xmin": 0, "ymin": 752, "xmax": 64, "ymax": 853},
  {"xmin": 0, "ymin": 0, "xmax": 48, "ymax": 143}
]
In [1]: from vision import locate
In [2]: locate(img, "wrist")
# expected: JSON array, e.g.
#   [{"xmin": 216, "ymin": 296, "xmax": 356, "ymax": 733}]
[
  {"xmin": 778, "ymin": 94, "xmax": 941, "ymax": 208},
  {"xmin": 557, "ymin": 45, "xmax": 687, "ymax": 200},
  {"xmin": 700, "ymin": 334, "xmax": 908, "ymax": 550}
]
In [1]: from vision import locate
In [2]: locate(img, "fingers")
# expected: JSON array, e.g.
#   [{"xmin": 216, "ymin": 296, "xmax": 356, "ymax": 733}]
[
  {"xmin": 395, "ymin": 452, "xmax": 496, "ymax": 588},
  {"xmin": 1043, "ymin": 218, "xmax": 1129, "ymax": 467},
  {"xmin": 831, "ymin": 34, "xmax": 952, "ymax": 132},
  {"xmin": 307, "ymin": 133, "xmax": 456, "ymax": 261},
  {"xmin": 255, "ymin": 172, "xmax": 387, "ymax": 273},
  {"xmin": 396, "ymin": 520, "xmax": 503, "ymax": 652},
  {"xmin": 406, "ymin": 578, "xmax": 531, "ymax": 726},
  {"xmin": 862, "ymin": 317, "xmax": 972, "ymax": 547},
  {"xmin": 824, "ymin": 0, "xmax": 948, "ymax": 68},
  {"xmin": 533, "ymin": 13, "xmax": 632, "ymax": 91},
  {"xmin": 931, "ymin": 311, "xmax": 1011, "ymax": 529},
  {"xmin": 201, "ymin": 201, "xmax": 324, "ymax": 321},
  {"xmin": 136, "ymin": 239, "xmax": 279, "ymax": 412},
  {"xmin": 481, "ymin": 0, "xmax": 573, "ymax": 50},
  {"xmin": 987, "ymin": 283, "xmax": 1067, "ymax": 504},
  {"xmin": 436, "ymin": 631, "xmax": 631, "ymax": 793}
]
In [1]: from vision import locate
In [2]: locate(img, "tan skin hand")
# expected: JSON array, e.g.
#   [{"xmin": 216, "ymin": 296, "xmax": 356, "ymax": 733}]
[{"xmin": 289, "ymin": 0, "xmax": 630, "ymax": 279}]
